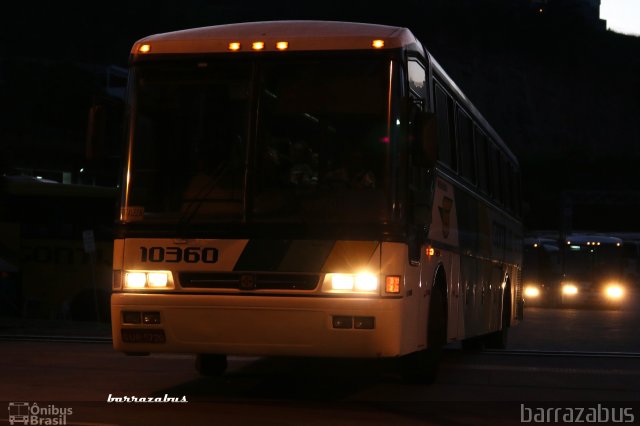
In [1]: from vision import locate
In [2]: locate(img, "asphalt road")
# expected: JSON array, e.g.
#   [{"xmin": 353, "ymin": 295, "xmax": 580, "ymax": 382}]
[{"xmin": 1, "ymin": 307, "xmax": 639, "ymax": 425}]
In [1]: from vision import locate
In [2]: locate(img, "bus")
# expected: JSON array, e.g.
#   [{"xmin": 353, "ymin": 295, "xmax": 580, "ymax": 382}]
[
  {"xmin": 111, "ymin": 21, "xmax": 523, "ymax": 381},
  {"xmin": 523, "ymin": 233, "xmax": 633, "ymax": 308},
  {"xmin": 559, "ymin": 234, "xmax": 629, "ymax": 308}
]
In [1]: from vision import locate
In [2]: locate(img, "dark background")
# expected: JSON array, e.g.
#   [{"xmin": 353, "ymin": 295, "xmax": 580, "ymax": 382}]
[{"xmin": 1, "ymin": 0, "xmax": 639, "ymax": 232}]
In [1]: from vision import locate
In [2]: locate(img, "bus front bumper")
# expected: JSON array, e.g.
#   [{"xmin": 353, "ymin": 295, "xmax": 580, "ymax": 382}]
[{"xmin": 111, "ymin": 292, "xmax": 406, "ymax": 358}]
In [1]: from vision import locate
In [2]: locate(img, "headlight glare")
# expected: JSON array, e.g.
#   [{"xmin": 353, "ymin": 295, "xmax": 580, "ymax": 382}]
[
  {"xmin": 125, "ymin": 272, "xmax": 147, "ymax": 289},
  {"xmin": 124, "ymin": 271, "xmax": 172, "ymax": 290},
  {"xmin": 355, "ymin": 274, "xmax": 378, "ymax": 292},
  {"xmin": 562, "ymin": 284, "xmax": 578, "ymax": 295},
  {"xmin": 331, "ymin": 274, "xmax": 355, "ymax": 290},
  {"xmin": 524, "ymin": 285, "xmax": 540, "ymax": 298},
  {"xmin": 605, "ymin": 284, "xmax": 624, "ymax": 299},
  {"xmin": 148, "ymin": 272, "xmax": 169, "ymax": 288},
  {"xmin": 324, "ymin": 273, "xmax": 379, "ymax": 294}
]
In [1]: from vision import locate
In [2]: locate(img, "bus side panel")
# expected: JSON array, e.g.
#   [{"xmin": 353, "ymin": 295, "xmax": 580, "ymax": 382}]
[
  {"xmin": 430, "ymin": 172, "xmax": 520, "ymax": 340},
  {"xmin": 426, "ymin": 175, "xmax": 464, "ymax": 342},
  {"xmin": 447, "ymin": 251, "xmax": 462, "ymax": 342},
  {"xmin": 428, "ymin": 176, "xmax": 459, "ymax": 249}
]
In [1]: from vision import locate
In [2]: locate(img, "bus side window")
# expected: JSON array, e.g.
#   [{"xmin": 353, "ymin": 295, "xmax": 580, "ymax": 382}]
[
  {"xmin": 508, "ymin": 163, "xmax": 520, "ymax": 216},
  {"xmin": 491, "ymin": 146, "xmax": 503, "ymax": 205},
  {"xmin": 456, "ymin": 107, "xmax": 475, "ymax": 184},
  {"xmin": 475, "ymin": 126, "xmax": 489, "ymax": 194},
  {"xmin": 502, "ymin": 157, "xmax": 512, "ymax": 212},
  {"xmin": 514, "ymin": 167, "xmax": 522, "ymax": 217},
  {"xmin": 434, "ymin": 83, "xmax": 453, "ymax": 168}
]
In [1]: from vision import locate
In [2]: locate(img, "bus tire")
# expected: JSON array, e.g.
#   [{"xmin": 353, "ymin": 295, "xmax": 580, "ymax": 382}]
[
  {"xmin": 195, "ymin": 354, "xmax": 227, "ymax": 377},
  {"xmin": 401, "ymin": 279, "xmax": 446, "ymax": 383}
]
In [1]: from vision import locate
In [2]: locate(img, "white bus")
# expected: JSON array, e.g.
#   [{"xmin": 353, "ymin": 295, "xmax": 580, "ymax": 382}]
[{"xmin": 111, "ymin": 21, "xmax": 523, "ymax": 381}]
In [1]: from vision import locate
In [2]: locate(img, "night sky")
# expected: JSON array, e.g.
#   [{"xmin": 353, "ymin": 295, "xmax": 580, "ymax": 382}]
[{"xmin": 2, "ymin": 0, "xmax": 639, "ymax": 231}]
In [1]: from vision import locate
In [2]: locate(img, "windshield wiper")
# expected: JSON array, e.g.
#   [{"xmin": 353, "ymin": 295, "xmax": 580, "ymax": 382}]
[{"xmin": 179, "ymin": 163, "xmax": 242, "ymax": 225}]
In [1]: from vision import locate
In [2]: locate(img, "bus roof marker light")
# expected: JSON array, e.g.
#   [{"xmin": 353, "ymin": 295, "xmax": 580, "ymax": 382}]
[
  {"xmin": 228, "ymin": 42, "xmax": 241, "ymax": 51},
  {"xmin": 276, "ymin": 41, "xmax": 289, "ymax": 50},
  {"xmin": 138, "ymin": 44, "xmax": 151, "ymax": 54},
  {"xmin": 372, "ymin": 39, "xmax": 385, "ymax": 49},
  {"xmin": 252, "ymin": 41, "xmax": 265, "ymax": 51}
]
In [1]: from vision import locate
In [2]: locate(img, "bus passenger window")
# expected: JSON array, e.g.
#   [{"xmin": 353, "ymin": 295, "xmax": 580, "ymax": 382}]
[
  {"xmin": 491, "ymin": 147, "xmax": 503, "ymax": 204},
  {"xmin": 513, "ymin": 168, "xmax": 522, "ymax": 217},
  {"xmin": 475, "ymin": 127, "xmax": 489, "ymax": 194},
  {"xmin": 504, "ymin": 160, "xmax": 514, "ymax": 213},
  {"xmin": 456, "ymin": 107, "xmax": 475, "ymax": 184},
  {"xmin": 434, "ymin": 83, "xmax": 452, "ymax": 167}
]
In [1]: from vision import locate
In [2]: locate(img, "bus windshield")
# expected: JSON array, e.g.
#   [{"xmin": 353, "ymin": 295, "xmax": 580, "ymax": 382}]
[
  {"xmin": 124, "ymin": 54, "xmax": 394, "ymax": 226},
  {"xmin": 564, "ymin": 244, "xmax": 624, "ymax": 281}
]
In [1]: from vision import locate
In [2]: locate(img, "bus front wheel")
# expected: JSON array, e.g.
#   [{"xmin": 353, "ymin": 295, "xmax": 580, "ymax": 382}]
[
  {"xmin": 401, "ymin": 282, "xmax": 446, "ymax": 383},
  {"xmin": 195, "ymin": 354, "xmax": 227, "ymax": 376}
]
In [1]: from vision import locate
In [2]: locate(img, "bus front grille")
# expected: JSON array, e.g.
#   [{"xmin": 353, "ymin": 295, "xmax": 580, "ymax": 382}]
[{"xmin": 178, "ymin": 272, "xmax": 320, "ymax": 291}]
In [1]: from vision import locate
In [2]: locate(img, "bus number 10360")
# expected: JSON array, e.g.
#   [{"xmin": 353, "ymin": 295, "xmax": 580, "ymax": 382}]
[{"xmin": 139, "ymin": 246, "xmax": 218, "ymax": 264}]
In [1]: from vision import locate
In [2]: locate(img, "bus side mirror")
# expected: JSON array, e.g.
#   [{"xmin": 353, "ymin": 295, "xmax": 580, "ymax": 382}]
[{"xmin": 412, "ymin": 110, "xmax": 437, "ymax": 169}]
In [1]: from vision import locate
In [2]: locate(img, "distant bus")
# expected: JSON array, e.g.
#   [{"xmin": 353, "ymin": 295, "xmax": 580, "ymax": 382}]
[
  {"xmin": 111, "ymin": 21, "xmax": 523, "ymax": 380},
  {"xmin": 0, "ymin": 176, "xmax": 116, "ymax": 320},
  {"xmin": 560, "ymin": 234, "xmax": 628, "ymax": 307},
  {"xmin": 524, "ymin": 233, "xmax": 630, "ymax": 308}
]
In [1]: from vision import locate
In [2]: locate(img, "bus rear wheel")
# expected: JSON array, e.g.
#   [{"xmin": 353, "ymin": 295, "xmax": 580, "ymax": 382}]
[
  {"xmin": 484, "ymin": 283, "xmax": 511, "ymax": 349},
  {"xmin": 195, "ymin": 354, "xmax": 227, "ymax": 376}
]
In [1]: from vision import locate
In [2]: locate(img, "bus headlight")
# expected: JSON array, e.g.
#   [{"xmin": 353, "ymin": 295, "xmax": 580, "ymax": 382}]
[
  {"xmin": 124, "ymin": 271, "xmax": 173, "ymax": 290},
  {"xmin": 524, "ymin": 285, "xmax": 541, "ymax": 299},
  {"xmin": 604, "ymin": 283, "xmax": 624, "ymax": 300},
  {"xmin": 125, "ymin": 272, "xmax": 147, "ymax": 289},
  {"xmin": 562, "ymin": 284, "xmax": 578, "ymax": 296},
  {"xmin": 323, "ymin": 273, "xmax": 378, "ymax": 294}
]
